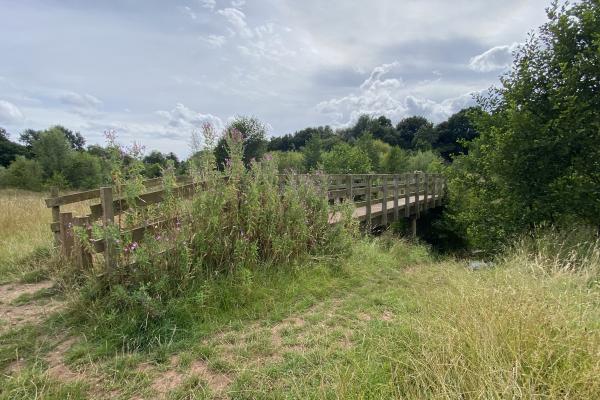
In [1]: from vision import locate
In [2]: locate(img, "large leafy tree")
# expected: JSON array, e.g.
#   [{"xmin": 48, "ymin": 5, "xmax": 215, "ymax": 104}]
[
  {"xmin": 215, "ymin": 116, "xmax": 268, "ymax": 169},
  {"xmin": 448, "ymin": 0, "xmax": 600, "ymax": 251},
  {"xmin": 0, "ymin": 127, "xmax": 27, "ymax": 167},
  {"xmin": 20, "ymin": 125, "xmax": 85, "ymax": 151},
  {"xmin": 434, "ymin": 107, "xmax": 482, "ymax": 161},
  {"xmin": 395, "ymin": 116, "xmax": 431, "ymax": 150}
]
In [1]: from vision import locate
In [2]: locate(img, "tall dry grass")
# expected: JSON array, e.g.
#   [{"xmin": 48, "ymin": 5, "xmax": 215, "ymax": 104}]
[{"xmin": 0, "ymin": 189, "xmax": 90, "ymax": 281}]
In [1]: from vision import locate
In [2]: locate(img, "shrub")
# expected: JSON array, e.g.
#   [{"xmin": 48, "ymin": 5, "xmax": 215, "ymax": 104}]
[
  {"xmin": 73, "ymin": 125, "xmax": 356, "ymax": 346},
  {"xmin": 0, "ymin": 156, "xmax": 44, "ymax": 191}
]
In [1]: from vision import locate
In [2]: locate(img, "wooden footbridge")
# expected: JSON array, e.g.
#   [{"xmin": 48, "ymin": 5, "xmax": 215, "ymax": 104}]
[{"xmin": 46, "ymin": 172, "xmax": 445, "ymax": 269}]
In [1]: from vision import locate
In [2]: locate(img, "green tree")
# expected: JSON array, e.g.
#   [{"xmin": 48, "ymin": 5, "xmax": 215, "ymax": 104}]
[
  {"xmin": 322, "ymin": 143, "xmax": 372, "ymax": 174},
  {"xmin": 447, "ymin": 0, "xmax": 600, "ymax": 251},
  {"xmin": 20, "ymin": 125, "xmax": 85, "ymax": 151},
  {"xmin": 271, "ymin": 151, "xmax": 305, "ymax": 173},
  {"xmin": 396, "ymin": 116, "xmax": 431, "ymax": 150},
  {"xmin": 302, "ymin": 133, "xmax": 323, "ymax": 171},
  {"xmin": 434, "ymin": 108, "xmax": 482, "ymax": 161},
  {"xmin": 32, "ymin": 128, "xmax": 72, "ymax": 179},
  {"xmin": 214, "ymin": 116, "xmax": 268, "ymax": 169},
  {"xmin": 64, "ymin": 151, "xmax": 103, "ymax": 189},
  {"xmin": 0, "ymin": 156, "xmax": 44, "ymax": 191},
  {"xmin": 382, "ymin": 146, "xmax": 410, "ymax": 173},
  {"xmin": 0, "ymin": 127, "xmax": 27, "ymax": 167}
]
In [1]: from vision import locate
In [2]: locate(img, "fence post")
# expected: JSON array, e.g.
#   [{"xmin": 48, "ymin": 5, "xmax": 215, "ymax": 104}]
[
  {"xmin": 366, "ymin": 175, "xmax": 372, "ymax": 228},
  {"xmin": 382, "ymin": 175, "xmax": 388, "ymax": 226},
  {"xmin": 347, "ymin": 174, "xmax": 354, "ymax": 203},
  {"xmin": 100, "ymin": 186, "xmax": 117, "ymax": 274},
  {"xmin": 59, "ymin": 212, "xmax": 74, "ymax": 258},
  {"xmin": 423, "ymin": 173, "xmax": 429, "ymax": 212},
  {"xmin": 404, "ymin": 173, "xmax": 410, "ymax": 218},
  {"xmin": 50, "ymin": 187, "xmax": 61, "ymax": 247},
  {"xmin": 393, "ymin": 175, "xmax": 399, "ymax": 222},
  {"xmin": 411, "ymin": 215, "xmax": 417, "ymax": 238},
  {"xmin": 432, "ymin": 174, "xmax": 437, "ymax": 208},
  {"xmin": 73, "ymin": 216, "xmax": 93, "ymax": 269},
  {"xmin": 414, "ymin": 172, "xmax": 420, "ymax": 218}
]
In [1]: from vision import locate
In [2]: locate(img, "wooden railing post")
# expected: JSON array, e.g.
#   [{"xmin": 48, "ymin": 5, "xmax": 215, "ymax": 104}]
[
  {"xmin": 414, "ymin": 172, "xmax": 420, "ymax": 218},
  {"xmin": 404, "ymin": 173, "xmax": 410, "ymax": 218},
  {"xmin": 393, "ymin": 175, "xmax": 399, "ymax": 221},
  {"xmin": 59, "ymin": 212, "xmax": 74, "ymax": 258},
  {"xmin": 50, "ymin": 187, "xmax": 60, "ymax": 246},
  {"xmin": 382, "ymin": 175, "xmax": 388, "ymax": 225},
  {"xmin": 73, "ymin": 216, "xmax": 93, "ymax": 269},
  {"xmin": 347, "ymin": 174, "xmax": 354, "ymax": 202},
  {"xmin": 100, "ymin": 186, "xmax": 117, "ymax": 274},
  {"xmin": 424, "ymin": 173, "xmax": 429, "ymax": 212},
  {"xmin": 432, "ymin": 174, "xmax": 437, "ymax": 208},
  {"xmin": 366, "ymin": 175, "xmax": 372, "ymax": 228}
]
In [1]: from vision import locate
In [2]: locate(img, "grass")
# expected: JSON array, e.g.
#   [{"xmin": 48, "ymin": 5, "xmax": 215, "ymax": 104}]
[
  {"xmin": 0, "ymin": 189, "xmax": 599, "ymax": 399},
  {"xmin": 0, "ymin": 189, "xmax": 90, "ymax": 283}
]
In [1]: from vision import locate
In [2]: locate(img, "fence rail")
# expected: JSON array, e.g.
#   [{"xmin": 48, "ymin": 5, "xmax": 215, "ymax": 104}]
[{"xmin": 45, "ymin": 172, "xmax": 445, "ymax": 271}]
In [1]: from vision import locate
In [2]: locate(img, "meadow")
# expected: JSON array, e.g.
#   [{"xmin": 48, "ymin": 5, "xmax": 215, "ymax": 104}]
[{"xmin": 0, "ymin": 188, "xmax": 599, "ymax": 399}]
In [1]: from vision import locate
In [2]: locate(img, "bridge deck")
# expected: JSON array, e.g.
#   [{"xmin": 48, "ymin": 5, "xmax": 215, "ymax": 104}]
[{"xmin": 330, "ymin": 194, "xmax": 442, "ymax": 224}]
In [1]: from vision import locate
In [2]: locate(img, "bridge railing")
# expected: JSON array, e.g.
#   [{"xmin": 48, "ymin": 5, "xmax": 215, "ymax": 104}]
[{"xmin": 45, "ymin": 172, "xmax": 445, "ymax": 270}]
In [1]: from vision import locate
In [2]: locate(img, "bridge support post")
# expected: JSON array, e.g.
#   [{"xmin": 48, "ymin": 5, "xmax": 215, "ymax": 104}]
[{"xmin": 411, "ymin": 216, "xmax": 417, "ymax": 238}]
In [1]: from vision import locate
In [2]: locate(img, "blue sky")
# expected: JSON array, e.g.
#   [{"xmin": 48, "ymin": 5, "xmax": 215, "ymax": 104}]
[{"xmin": 0, "ymin": 0, "xmax": 549, "ymax": 157}]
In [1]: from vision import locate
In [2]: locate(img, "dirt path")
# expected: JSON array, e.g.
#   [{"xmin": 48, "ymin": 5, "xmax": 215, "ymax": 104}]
[{"xmin": 0, "ymin": 280, "xmax": 63, "ymax": 333}]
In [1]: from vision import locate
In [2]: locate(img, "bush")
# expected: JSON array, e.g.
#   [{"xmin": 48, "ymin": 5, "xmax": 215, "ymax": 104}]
[
  {"xmin": 0, "ymin": 156, "xmax": 44, "ymax": 191},
  {"xmin": 322, "ymin": 143, "xmax": 372, "ymax": 174},
  {"xmin": 73, "ymin": 125, "xmax": 357, "ymax": 347}
]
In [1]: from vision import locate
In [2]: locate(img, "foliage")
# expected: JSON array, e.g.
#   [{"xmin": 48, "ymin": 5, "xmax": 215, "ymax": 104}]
[
  {"xmin": 395, "ymin": 116, "xmax": 431, "ymax": 149},
  {"xmin": 406, "ymin": 150, "xmax": 444, "ymax": 173},
  {"xmin": 271, "ymin": 150, "xmax": 305, "ymax": 173},
  {"xmin": 72, "ymin": 122, "xmax": 356, "ymax": 347},
  {"xmin": 20, "ymin": 125, "xmax": 85, "ymax": 151},
  {"xmin": 322, "ymin": 142, "xmax": 372, "ymax": 174},
  {"xmin": 214, "ymin": 116, "xmax": 268, "ymax": 169},
  {"xmin": 381, "ymin": 146, "xmax": 409, "ymax": 173},
  {"xmin": 0, "ymin": 127, "xmax": 27, "ymax": 167},
  {"xmin": 445, "ymin": 0, "xmax": 600, "ymax": 252},
  {"xmin": 302, "ymin": 132, "xmax": 323, "ymax": 171},
  {"xmin": 0, "ymin": 156, "xmax": 44, "ymax": 191}
]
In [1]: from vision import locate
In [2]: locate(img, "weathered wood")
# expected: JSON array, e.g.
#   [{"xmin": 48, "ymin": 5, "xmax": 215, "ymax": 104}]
[
  {"xmin": 414, "ymin": 172, "xmax": 420, "ymax": 218},
  {"xmin": 73, "ymin": 216, "xmax": 93, "ymax": 269},
  {"xmin": 347, "ymin": 174, "xmax": 354, "ymax": 202},
  {"xmin": 100, "ymin": 187, "xmax": 117, "ymax": 273},
  {"xmin": 424, "ymin": 173, "xmax": 429, "ymax": 212},
  {"xmin": 404, "ymin": 174, "xmax": 410, "ymax": 217},
  {"xmin": 382, "ymin": 176, "xmax": 388, "ymax": 225},
  {"xmin": 393, "ymin": 175, "xmax": 399, "ymax": 221},
  {"xmin": 411, "ymin": 216, "xmax": 417, "ymax": 238},
  {"xmin": 432, "ymin": 175, "xmax": 437, "ymax": 209},
  {"xmin": 365, "ymin": 175, "xmax": 372, "ymax": 227},
  {"xmin": 90, "ymin": 181, "xmax": 200, "ymax": 220},
  {"xmin": 59, "ymin": 212, "xmax": 74, "ymax": 258},
  {"xmin": 50, "ymin": 187, "xmax": 61, "ymax": 245}
]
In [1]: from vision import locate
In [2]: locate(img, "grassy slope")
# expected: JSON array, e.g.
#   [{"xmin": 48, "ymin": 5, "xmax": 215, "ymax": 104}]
[{"xmin": 0, "ymin": 190, "xmax": 599, "ymax": 399}]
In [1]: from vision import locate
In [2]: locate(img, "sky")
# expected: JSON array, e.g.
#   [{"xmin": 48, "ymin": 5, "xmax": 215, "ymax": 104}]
[{"xmin": 0, "ymin": 0, "xmax": 550, "ymax": 158}]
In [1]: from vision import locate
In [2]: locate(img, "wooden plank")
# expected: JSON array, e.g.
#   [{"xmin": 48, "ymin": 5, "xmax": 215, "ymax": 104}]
[
  {"xmin": 73, "ymin": 216, "xmax": 93, "ymax": 269},
  {"xmin": 424, "ymin": 173, "xmax": 429, "ymax": 212},
  {"xmin": 59, "ymin": 212, "xmax": 74, "ymax": 258},
  {"xmin": 90, "ymin": 181, "xmax": 200, "ymax": 220},
  {"xmin": 366, "ymin": 175, "xmax": 372, "ymax": 227},
  {"xmin": 100, "ymin": 187, "xmax": 117, "ymax": 273},
  {"xmin": 347, "ymin": 174, "xmax": 353, "ymax": 202},
  {"xmin": 50, "ymin": 187, "xmax": 61, "ymax": 245},
  {"xmin": 45, "ymin": 188, "xmax": 100, "ymax": 208},
  {"xmin": 404, "ymin": 173, "xmax": 410, "ymax": 217},
  {"xmin": 393, "ymin": 175, "xmax": 399, "ymax": 221},
  {"xmin": 381, "ymin": 176, "xmax": 388, "ymax": 225},
  {"xmin": 415, "ymin": 172, "xmax": 420, "ymax": 218}
]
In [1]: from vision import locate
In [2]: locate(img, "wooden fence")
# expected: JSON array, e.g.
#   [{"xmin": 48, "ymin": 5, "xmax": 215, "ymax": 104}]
[{"xmin": 45, "ymin": 172, "xmax": 445, "ymax": 270}]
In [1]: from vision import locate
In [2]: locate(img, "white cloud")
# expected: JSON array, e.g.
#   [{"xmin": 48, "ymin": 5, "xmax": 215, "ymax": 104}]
[
  {"xmin": 156, "ymin": 103, "xmax": 224, "ymax": 133},
  {"xmin": 201, "ymin": 34, "xmax": 227, "ymax": 48},
  {"xmin": 316, "ymin": 62, "xmax": 476, "ymax": 125},
  {"xmin": 180, "ymin": 6, "xmax": 198, "ymax": 20},
  {"xmin": 199, "ymin": 0, "xmax": 216, "ymax": 10},
  {"xmin": 58, "ymin": 91, "xmax": 103, "ymax": 109},
  {"xmin": 0, "ymin": 100, "xmax": 25, "ymax": 124},
  {"xmin": 217, "ymin": 8, "xmax": 253, "ymax": 39},
  {"xmin": 231, "ymin": 0, "xmax": 246, "ymax": 8},
  {"xmin": 469, "ymin": 43, "xmax": 520, "ymax": 72}
]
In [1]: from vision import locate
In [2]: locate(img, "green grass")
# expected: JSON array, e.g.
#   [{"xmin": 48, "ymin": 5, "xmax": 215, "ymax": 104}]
[{"xmin": 1, "ymin": 235, "xmax": 599, "ymax": 399}]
